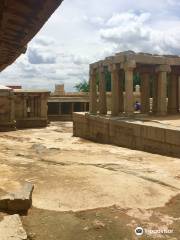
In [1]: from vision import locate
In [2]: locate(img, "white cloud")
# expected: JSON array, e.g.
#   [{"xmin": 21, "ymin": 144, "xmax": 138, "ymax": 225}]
[
  {"xmin": 106, "ymin": 12, "xmax": 151, "ymax": 27},
  {"xmin": 166, "ymin": 0, "xmax": 180, "ymax": 6},
  {"xmin": 28, "ymin": 49, "xmax": 57, "ymax": 64},
  {"xmin": 1, "ymin": 0, "xmax": 180, "ymax": 91},
  {"xmin": 100, "ymin": 12, "xmax": 180, "ymax": 55}
]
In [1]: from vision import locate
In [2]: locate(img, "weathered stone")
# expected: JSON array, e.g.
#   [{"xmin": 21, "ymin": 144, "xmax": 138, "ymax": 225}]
[
  {"xmin": 0, "ymin": 86, "xmax": 16, "ymax": 131},
  {"xmin": 155, "ymin": 64, "xmax": 171, "ymax": 73},
  {"xmin": 0, "ymin": 182, "xmax": 34, "ymax": 213},
  {"xmin": 73, "ymin": 112, "xmax": 180, "ymax": 158},
  {"xmin": 89, "ymin": 67, "xmax": 98, "ymax": 114},
  {"xmin": 93, "ymin": 220, "xmax": 105, "ymax": 229},
  {"xmin": 0, "ymin": 214, "xmax": 27, "ymax": 240}
]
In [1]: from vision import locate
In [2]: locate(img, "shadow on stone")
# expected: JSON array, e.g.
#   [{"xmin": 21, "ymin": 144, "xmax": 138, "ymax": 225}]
[{"xmin": 0, "ymin": 182, "xmax": 34, "ymax": 215}]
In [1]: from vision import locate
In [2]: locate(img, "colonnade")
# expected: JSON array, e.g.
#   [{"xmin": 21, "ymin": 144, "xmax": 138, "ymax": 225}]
[{"xmin": 89, "ymin": 60, "xmax": 180, "ymax": 116}]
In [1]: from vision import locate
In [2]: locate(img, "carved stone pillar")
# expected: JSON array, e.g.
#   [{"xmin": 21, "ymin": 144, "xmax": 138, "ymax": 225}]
[
  {"xmin": 118, "ymin": 70, "xmax": 124, "ymax": 113},
  {"xmin": 155, "ymin": 65, "xmax": 171, "ymax": 116},
  {"xmin": 9, "ymin": 92, "xmax": 14, "ymax": 122},
  {"xmin": 140, "ymin": 71, "xmax": 150, "ymax": 114},
  {"xmin": 152, "ymin": 74, "xmax": 158, "ymax": 114},
  {"xmin": 123, "ymin": 60, "xmax": 136, "ymax": 114},
  {"xmin": 168, "ymin": 73, "xmax": 179, "ymax": 114},
  {"xmin": 89, "ymin": 67, "xmax": 97, "ymax": 114},
  {"xmin": 23, "ymin": 94, "xmax": 28, "ymax": 118},
  {"xmin": 109, "ymin": 63, "xmax": 120, "ymax": 116},
  {"xmin": 98, "ymin": 63, "xmax": 107, "ymax": 115}
]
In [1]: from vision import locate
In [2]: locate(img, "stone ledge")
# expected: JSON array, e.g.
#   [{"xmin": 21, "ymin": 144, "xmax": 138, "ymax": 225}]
[
  {"xmin": 73, "ymin": 113, "xmax": 180, "ymax": 158},
  {"xmin": 0, "ymin": 182, "xmax": 34, "ymax": 214},
  {"xmin": 0, "ymin": 214, "xmax": 27, "ymax": 240}
]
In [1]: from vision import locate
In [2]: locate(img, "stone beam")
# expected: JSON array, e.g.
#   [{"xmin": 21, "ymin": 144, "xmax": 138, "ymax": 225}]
[{"xmin": 136, "ymin": 66, "xmax": 155, "ymax": 74}]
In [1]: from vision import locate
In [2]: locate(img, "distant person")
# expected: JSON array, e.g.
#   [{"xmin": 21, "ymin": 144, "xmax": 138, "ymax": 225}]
[
  {"xmin": 135, "ymin": 101, "xmax": 141, "ymax": 111},
  {"xmin": 27, "ymin": 106, "xmax": 31, "ymax": 117}
]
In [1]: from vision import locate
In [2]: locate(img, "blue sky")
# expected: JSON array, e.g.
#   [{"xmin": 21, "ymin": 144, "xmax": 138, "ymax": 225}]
[{"xmin": 1, "ymin": 0, "xmax": 180, "ymax": 91}]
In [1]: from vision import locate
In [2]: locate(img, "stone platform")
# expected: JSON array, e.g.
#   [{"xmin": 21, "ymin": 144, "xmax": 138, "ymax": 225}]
[
  {"xmin": 73, "ymin": 113, "xmax": 180, "ymax": 158},
  {"xmin": 0, "ymin": 122, "xmax": 16, "ymax": 132},
  {"xmin": 16, "ymin": 118, "xmax": 48, "ymax": 129}
]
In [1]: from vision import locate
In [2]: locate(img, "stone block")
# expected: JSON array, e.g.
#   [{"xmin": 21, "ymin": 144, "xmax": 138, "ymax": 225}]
[
  {"xmin": 0, "ymin": 214, "xmax": 27, "ymax": 240},
  {"xmin": 73, "ymin": 113, "xmax": 180, "ymax": 158},
  {"xmin": 141, "ymin": 125, "xmax": 166, "ymax": 142},
  {"xmin": 165, "ymin": 128, "xmax": 180, "ymax": 145},
  {"xmin": 0, "ymin": 182, "xmax": 34, "ymax": 214},
  {"xmin": 155, "ymin": 64, "xmax": 171, "ymax": 73},
  {"xmin": 89, "ymin": 121, "xmax": 109, "ymax": 143},
  {"xmin": 122, "ymin": 60, "xmax": 136, "ymax": 70}
]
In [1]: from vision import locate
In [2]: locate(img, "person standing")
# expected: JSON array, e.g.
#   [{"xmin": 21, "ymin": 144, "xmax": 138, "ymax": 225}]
[{"xmin": 135, "ymin": 101, "xmax": 141, "ymax": 111}]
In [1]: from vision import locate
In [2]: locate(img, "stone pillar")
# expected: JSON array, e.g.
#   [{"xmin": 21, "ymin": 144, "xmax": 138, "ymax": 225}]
[
  {"xmin": 83, "ymin": 102, "xmax": 86, "ymax": 111},
  {"xmin": 37, "ymin": 97, "xmax": 41, "ymax": 117},
  {"xmin": 71, "ymin": 102, "xmax": 74, "ymax": 114},
  {"xmin": 155, "ymin": 65, "xmax": 171, "ymax": 116},
  {"xmin": 23, "ymin": 94, "xmax": 27, "ymax": 118},
  {"xmin": 123, "ymin": 60, "xmax": 136, "ymax": 114},
  {"xmin": 109, "ymin": 63, "xmax": 120, "ymax": 116},
  {"xmin": 152, "ymin": 74, "xmax": 158, "ymax": 114},
  {"xmin": 168, "ymin": 73, "xmax": 178, "ymax": 114},
  {"xmin": 98, "ymin": 64, "xmax": 107, "ymax": 115},
  {"xmin": 73, "ymin": 103, "xmax": 75, "ymax": 113},
  {"xmin": 58, "ymin": 102, "xmax": 61, "ymax": 115},
  {"xmin": 119, "ymin": 70, "xmax": 124, "ymax": 113},
  {"xmin": 179, "ymin": 76, "xmax": 180, "ymax": 112},
  {"xmin": 9, "ymin": 92, "xmax": 15, "ymax": 122},
  {"xmin": 89, "ymin": 67, "xmax": 97, "ymax": 114},
  {"xmin": 40, "ymin": 93, "xmax": 49, "ymax": 118},
  {"xmin": 140, "ymin": 71, "xmax": 150, "ymax": 114}
]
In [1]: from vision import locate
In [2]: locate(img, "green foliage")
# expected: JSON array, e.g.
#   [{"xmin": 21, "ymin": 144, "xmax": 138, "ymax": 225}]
[
  {"xmin": 92, "ymin": 68, "xmax": 111, "ymax": 92},
  {"xmin": 105, "ymin": 67, "xmax": 111, "ymax": 91},
  {"xmin": 74, "ymin": 70, "xmax": 144, "ymax": 93},
  {"xmin": 133, "ymin": 73, "xmax": 141, "ymax": 89},
  {"xmin": 74, "ymin": 80, "xmax": 89, "ymax": 92}
]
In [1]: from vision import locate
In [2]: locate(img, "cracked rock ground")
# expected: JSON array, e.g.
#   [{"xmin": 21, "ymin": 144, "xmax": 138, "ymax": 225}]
[{"xmin": 0, "ymin": 122, "xmax": 180, "ymax": 239}]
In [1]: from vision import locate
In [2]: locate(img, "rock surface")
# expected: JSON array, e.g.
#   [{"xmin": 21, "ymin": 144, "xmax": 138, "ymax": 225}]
[
  {"xmin": 0, "ymin": 214, "xmax": 27, "ymax": 240},
  {"xmin": 0, "ymin": 182, "xmax": 34, "ymax": 213}
]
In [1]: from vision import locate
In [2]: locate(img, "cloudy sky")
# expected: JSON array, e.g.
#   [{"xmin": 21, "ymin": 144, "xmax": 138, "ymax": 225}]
[{"xmin": 1, "ymin": 0, "xmax": 180, "ymax": 91}]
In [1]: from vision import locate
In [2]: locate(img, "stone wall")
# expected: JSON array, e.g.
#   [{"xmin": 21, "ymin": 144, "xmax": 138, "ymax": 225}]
[
  {"xmin": 14, "ymin": 94, "xmax": 24, "ymax": 119},
  {"xmin": 14, "ymin": 91, "xmax": 50, "ymax": 129},
  {"xmin": 0, "ymin": 96, "xmax": 12, "ymax": 122},
  {"xmin": 73, "ymin": 113, "xmax": 180, "ymax": 158},
  {"xmin": 0, "ymin": 88, "xmax": 15, "ymax": 131}
]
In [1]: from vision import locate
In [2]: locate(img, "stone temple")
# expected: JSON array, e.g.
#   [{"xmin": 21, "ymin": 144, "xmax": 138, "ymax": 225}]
[
  {"xmin": 0, "ymin": 1, "xmax": 180, "ymax": 239},
  {"xmin": 73, "ymin": 51, "xmax": 180, "ymax": 158},
  {"xmin": 0, "ymin": 0, "xmax": 63, "ymax": 130}
]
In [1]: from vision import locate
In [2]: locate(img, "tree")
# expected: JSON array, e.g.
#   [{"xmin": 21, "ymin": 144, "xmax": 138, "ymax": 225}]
[
  {"xmin": 74, "ymin": 80, "xmax": 89, "ymax": 92},
  {"xmin": 133, "ymin": 73, "xmax": 141, "ymax": 90}
]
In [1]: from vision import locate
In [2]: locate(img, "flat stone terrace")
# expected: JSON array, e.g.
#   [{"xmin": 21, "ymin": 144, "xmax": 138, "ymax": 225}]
[{"xmin": 73, "ymin": 113, "xmax": 180, "ymax": 158}]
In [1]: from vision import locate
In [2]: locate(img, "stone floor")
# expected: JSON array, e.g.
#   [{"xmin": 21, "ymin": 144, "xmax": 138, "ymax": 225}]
[
  {"xmin": 139, "ymin": 114, "xmax": 180, "ymax": 127},
  {"xmin": 0, "ymin": 122, "xmax": 179, "ymax": 239},
  {"xmin": 102, "ymin": 113, "xmax": 180, "ymax": 128}
]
